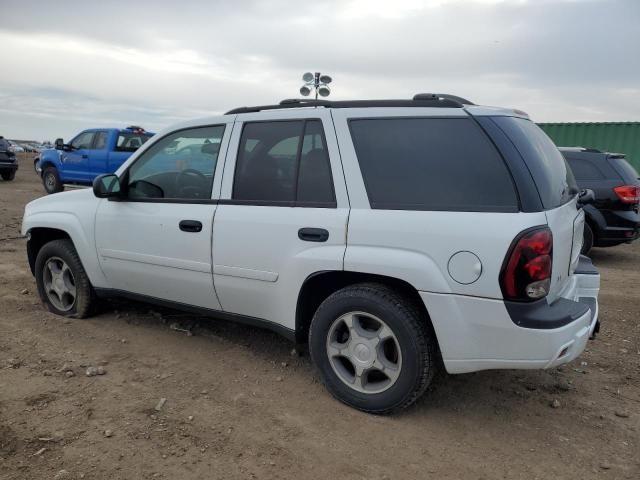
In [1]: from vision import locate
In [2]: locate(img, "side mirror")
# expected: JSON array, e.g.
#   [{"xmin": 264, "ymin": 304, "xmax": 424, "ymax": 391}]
[
  {"xmin": 93, "ymin": 174, "xmax": 122, "ymax": 199},
  {"xmin": 578, "ymin": 188, "xmax": 595, "ymax": 206},
  {"xmin": 55, "ymin": 138, "xmax": 64, "ymax": 150}
]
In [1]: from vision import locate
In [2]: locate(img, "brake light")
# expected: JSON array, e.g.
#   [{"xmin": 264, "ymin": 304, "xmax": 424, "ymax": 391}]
[
  {"xmin": 500, "ymin": 227, "xmax": 553, "ymax": 301},
  {"xmin": 613, "ymin": 185, "xmax": 640, "ymax": 204}
]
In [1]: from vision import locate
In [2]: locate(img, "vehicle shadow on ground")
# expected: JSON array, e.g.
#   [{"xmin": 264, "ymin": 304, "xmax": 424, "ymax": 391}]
[
  {"xmin": 97, "ymin": 297, "xmax": 573, "ymax": 420},
  {"xmin": 589, "ymin": 244, "xmax": 638, "ymax": 270}
]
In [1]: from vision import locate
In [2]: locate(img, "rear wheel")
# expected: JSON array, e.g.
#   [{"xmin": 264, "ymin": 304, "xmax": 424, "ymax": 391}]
[
  {"xmin": 309, "ymin": 283, "xmax": 437, "ymax": 414},
  {"xmin": 35, "ymin": 239, "xmax": 95, "ymax": 318},
  {"xmin": 42, "ymin": 166, "xmax": 63, "ymax": 194},
  {"xmin": 1, "ymin": 171, "xmax": 15, "ymax": 181},
  {"xmin": 582, "ymin": 223, "xmax": 594, "ymax": 255}
]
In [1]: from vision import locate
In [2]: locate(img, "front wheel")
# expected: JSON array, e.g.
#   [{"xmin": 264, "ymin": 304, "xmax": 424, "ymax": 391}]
[
  {"xmin": 1, "ymin": 171, "xmax": 15, "ymax": 181},
  {"xmin": 35, "ymin": 239, "xmax": 95, "ymax": 318},
  {"xmin": 309, "ymin": 283, "xmax": 438, "ymax": 414},
  {"xmin": 42, "ymin": 166, "xmax": 64, "ymax": 194}
]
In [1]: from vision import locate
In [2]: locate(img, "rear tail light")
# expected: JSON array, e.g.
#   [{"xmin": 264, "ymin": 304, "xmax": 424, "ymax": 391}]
[
  {"xmin": 613, "ymin": 185, "xmax": 640, "ymax": 204},
  {"xmin": 500, "ymin": 227, "xmax": 553, "ymax": 301}
]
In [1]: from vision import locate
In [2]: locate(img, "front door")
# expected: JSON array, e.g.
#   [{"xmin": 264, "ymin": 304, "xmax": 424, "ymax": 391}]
[
  {"xmin": 95, "ymin": 121, "xmax": 232, "ymax": 310},
  {"xmin": 212, "ymin": 110, "xmax": 350, "ymax": 330},
  {"xmin": 62, "ymin": 131, "xmax": 95, "ymax": 182}
]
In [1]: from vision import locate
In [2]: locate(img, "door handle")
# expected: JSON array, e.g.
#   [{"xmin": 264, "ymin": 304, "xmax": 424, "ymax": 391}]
[
  {"xmin": 179, "ymin": 220, "xmax": 203, "ymax": 233},
  {"xmin": 298, "ymin": 227, "xmax": 329, "ymax": 242},
  {"xmin": 81, "ymin": 154, "xmax": 88, "ymax": 159}
]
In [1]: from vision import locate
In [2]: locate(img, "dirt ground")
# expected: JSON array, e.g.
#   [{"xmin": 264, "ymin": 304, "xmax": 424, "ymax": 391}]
[{"xmin": 0, "ymin": 153, "xmax": 638, "ymax": 480}]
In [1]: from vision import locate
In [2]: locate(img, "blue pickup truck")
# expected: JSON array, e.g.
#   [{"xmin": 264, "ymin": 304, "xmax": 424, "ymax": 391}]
[{"xmin": 36, "ymin": 126, "xmax": 153, "ymax": 194}]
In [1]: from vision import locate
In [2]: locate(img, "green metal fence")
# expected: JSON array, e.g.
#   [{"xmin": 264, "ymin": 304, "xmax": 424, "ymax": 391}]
[{"xmin": 538, "ymin": 122, "xmax": 640, "ymax": 170}]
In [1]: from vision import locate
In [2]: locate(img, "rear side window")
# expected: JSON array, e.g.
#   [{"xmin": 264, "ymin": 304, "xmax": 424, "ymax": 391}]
[
  {"xmin": 116, "ymin": 132, "xmax": 152, "ymax": 152},
  {"xmin": 493, "ymin": 117, "xmax": 574, "ymax": 209},
  {"xmin": 609, "ymin": 157, "xmax": 640, "ymax": 183},
  {"xmin": 348, "ymin": 118, "xmax": 518, "ymax": 211},
  {"xmin": 233, "ymin": 120, "xmax": 335, "ymax": 206},
  {"xmin": 94, "ymin": 131, "xmax": 109, "ymax": 150},
  {"xmin": 565, "ymin": 157, "xmax": 606, "ymax": 181}
]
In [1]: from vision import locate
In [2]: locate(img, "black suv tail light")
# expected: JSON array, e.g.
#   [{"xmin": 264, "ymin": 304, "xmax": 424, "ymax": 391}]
[
  {"xmin": 500, "ymin": 227, "xmax": 553, "ymax": 301},
  {"xmin": 613, "ymin": 185, "xmax": 640, "ymax": 204}
]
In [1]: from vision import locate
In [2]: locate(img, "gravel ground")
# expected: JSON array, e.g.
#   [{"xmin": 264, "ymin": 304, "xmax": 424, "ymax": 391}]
[{"xmin": 1, "ymin": 153, "xmax": 638, "ymax": 479}]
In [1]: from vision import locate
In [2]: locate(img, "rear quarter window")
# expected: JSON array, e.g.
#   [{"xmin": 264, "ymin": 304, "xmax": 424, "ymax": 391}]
[
  {"xmin": 609, "ymin": 157, "xmax": 640, "ymax": 184},
  {"xmin": 348, "ymin": 117, "xmax": 518, "ymax": 212},
  {"xmin": 493, "ymin": 117, "xmax": 575, "ymax": 209}
]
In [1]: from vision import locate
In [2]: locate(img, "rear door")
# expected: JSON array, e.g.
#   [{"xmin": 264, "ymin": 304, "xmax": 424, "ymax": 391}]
[
  {"xmin": 492, "ymin": 117, "xmax": 582, "ymax": 300},
  {"xmin": 212, "ymin": 109, "xmax": 349, "ymax": 331},
  {"xmin": 88, "ymin": 130, "xmax": 110, "ymax": 177}
]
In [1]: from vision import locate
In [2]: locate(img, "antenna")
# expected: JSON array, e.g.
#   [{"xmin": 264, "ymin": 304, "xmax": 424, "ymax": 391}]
[{"xmin": 300, "ymin": 72, "xmax": 332, "ymax": 100}]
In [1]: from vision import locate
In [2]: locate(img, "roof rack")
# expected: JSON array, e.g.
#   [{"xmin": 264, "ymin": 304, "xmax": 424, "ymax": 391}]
[
  {"xmin": 225, "ymin": 93, "xmax": 469, "ymax": 115},
  {"xmin": 413, "ymin": 93, "xmax": 475, "ymax": 105}
]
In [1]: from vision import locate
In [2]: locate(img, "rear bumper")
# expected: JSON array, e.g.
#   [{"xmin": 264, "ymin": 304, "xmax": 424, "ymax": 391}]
[
  {"xmin": 596, "ymin": 210, "xmax": 640, "ymax": 245},
  {"xmin": 421, "ymin": 257, "xmax": 600, "ymax": 374},
  {"xmin": 0, "ymin": 161, "xmax": 18, "ymax": 172}
]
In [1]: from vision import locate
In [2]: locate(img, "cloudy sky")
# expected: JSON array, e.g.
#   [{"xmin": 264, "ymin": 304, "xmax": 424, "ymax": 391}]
[{"xmin": 1, "ymin": 0, "xmax": 638, "ymax": 141}]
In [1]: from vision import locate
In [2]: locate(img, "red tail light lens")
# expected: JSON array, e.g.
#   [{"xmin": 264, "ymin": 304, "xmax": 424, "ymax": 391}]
[
  {"xmin": 613, "ymin": 185, "xmax": 640, "ymax": 204},
  {"xmin": 501, "ymin": 227, "xmax": 553, "ymax": 301}
]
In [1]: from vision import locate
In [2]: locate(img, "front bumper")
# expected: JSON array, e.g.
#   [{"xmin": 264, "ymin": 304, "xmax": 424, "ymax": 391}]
[{"xmin": 421, "ymin": 256, "xmax": 600, "ymax": 374}]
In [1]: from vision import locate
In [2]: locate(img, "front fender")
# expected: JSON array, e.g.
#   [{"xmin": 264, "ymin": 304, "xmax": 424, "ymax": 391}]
[{"xmin": 22, "ymin": 194, "xmax": 109, "ymax": 288}]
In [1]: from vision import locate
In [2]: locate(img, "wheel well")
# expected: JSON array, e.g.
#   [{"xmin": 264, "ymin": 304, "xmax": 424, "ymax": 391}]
[
  {"xmin": 295, "ymin": 271, "xmax": 433, "ymax": 345},
  {"xmin": 26, "ymin": 228, "xmax": 71, "ymax": 275}
]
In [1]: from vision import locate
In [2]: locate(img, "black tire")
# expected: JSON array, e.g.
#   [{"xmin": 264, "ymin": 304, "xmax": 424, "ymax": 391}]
[
  {"xmin": 1, "ymin": 171, "xmax": 15, "ymax": 181},
  {"xmin": 35, "ymin": 239, "xmax": 95, "ymax": 318},
  {"xmin": 582, "ymin": 222, "xmax": 594, "ymax": 255},
  {"xmin": 42, "ymin": 166, "xmax": 64, "ymax": 194},
  {"xmin": 309, "ymin": 283, "xmax": 437, "ymax": 414}
]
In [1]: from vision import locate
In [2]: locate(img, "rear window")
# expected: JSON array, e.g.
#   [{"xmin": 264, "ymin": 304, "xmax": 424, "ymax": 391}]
[
  {"xmin": 493, "ymin": 117, "xmax": 575, "ymax": 209},
  {"xmin": 116, "ymin": 132, "xmax": 153, "ymax": 152},
  {"xmin": 565, "ymin": 157, "xmax": 606, "ymax": 181},
  {"xmin": 348, "ymin": 117, "xmax": 518, "ymax": 211},
  {"xmin": 609, "ymin": 156, "xmax": 640, "ymax": 183}
]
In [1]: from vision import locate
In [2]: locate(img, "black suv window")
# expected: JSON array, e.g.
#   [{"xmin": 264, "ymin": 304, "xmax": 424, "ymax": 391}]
[
  {"xmin": 493, "ymin": 117, "xmax": 574, "ymax": 209},
  {"xmin": 349, "ymin": 118, "xmax": 518, "ymax": 211},
  {"xmin": 566, "ymin": 157, "xmax": 605, "ymax": 181},
  {"xmin": 127, "ymin": 125, "xmax": 225, "ymax": 200},
  {"xmin": 233, "ymin": 120, "xmax": 335, "ymax": 206}
]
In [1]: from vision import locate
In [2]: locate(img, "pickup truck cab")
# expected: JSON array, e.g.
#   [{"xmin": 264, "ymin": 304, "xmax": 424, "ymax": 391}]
[
  {"xmin": 36, "ymin": 126, "xmax": 153, "ymax": 194},
  {"xmin": 22, "ymin": 95, "xmax": 601, "ymax": 413}
]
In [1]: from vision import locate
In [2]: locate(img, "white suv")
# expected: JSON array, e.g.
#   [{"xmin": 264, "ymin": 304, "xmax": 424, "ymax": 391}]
[{"xmin": 22, "ymin": 94, "xmax": 600, "ymax": 413}]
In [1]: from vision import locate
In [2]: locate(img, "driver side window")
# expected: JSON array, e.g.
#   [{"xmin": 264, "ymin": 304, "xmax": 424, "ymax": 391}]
[
  {"xmin": 71, "ymin": 132, "xmax": 95, "ymax": 150},
  {"xmin": 127, "ymin": 125, "xmax": 225, "ymax": 201}
]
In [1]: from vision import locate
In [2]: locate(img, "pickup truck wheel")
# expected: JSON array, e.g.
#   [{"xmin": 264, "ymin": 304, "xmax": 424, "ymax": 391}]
[
  {"xmin": 35, "ymin": 239, "xmax": 95, "ymax": 318},
  {"xmin": 1, "ymin": 171, "xmax": 15, "ymax": 181},
  {"xmin": 42, "ymin": 166, "xmax": 64, "ymax": 194},
  {"xmin": 309, "ymin": 283, "xmax": 437, "ymax": 414},
  {"xmin": 581, "ymin": 223, "xmax": 594, "ymax": 255}
]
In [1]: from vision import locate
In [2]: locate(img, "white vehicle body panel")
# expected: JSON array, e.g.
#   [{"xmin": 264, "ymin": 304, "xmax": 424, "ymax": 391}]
[{"xmin": 213, "ymin": 109, "xmax": 349, "ymax": 329}]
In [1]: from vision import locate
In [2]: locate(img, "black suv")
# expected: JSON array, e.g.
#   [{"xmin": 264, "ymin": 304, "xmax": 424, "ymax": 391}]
[
  {"xmin": 0, "ymin": 136, "xmax": 18, "ymax": 181},
  {"xmin": 561, "ymin": 147, "xmax": 640, "ymax": 254}
]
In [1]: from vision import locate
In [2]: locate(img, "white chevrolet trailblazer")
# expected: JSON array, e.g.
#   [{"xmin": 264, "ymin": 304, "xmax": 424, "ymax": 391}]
[{"xmin": 22, "ymin": 94, "xmax": 600, "ymax": 413}]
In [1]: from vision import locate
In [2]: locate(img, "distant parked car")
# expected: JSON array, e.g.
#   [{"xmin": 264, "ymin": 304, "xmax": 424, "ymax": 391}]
[
  {"xmin": 36, "ymin": 126, "xmax": 154, "ymax": 194},
  {"xmin": 0, "ymin": 136, "xmax": 18, "ymax": 181},
  {"xmin": 561, "ymin": 147, "xmax": 640, "ymax": 254},
  {"xmin": 8, "ymin": 141, "xmax": 24, "ymax": 153}
]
